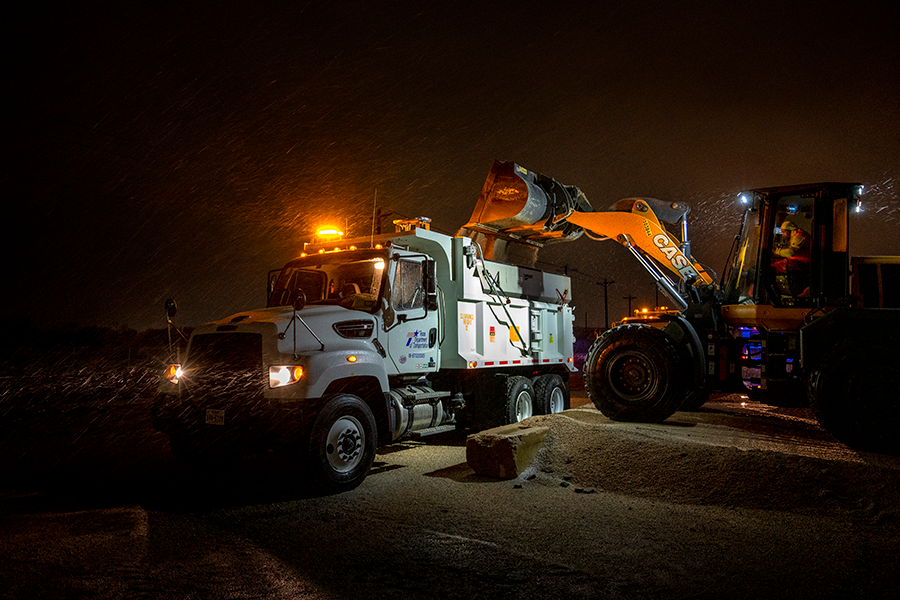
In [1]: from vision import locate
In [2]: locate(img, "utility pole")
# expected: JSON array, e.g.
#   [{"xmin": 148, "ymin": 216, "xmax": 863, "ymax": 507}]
[
  {"xmin": 596, "ymin": 278, "xmax": 615, "ymax": 330},
  {"xmin": 374, "ymin": 207, "xmax": 393, "ymax": 235},
  {"xmin": 623, "ymin": 294, "xmax": 637, "ymax": 316}
]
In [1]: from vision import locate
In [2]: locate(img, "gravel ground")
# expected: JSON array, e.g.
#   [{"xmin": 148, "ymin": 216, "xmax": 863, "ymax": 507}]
[{"xmin": 2, "ymin": 393, "xmax": 899, "ymax": 599}]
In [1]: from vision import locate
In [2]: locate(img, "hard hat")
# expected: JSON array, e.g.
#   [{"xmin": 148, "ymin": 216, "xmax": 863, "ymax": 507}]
[{"xmin": 780, "ymin": 220, "xmax": 798, "ymax": 231}]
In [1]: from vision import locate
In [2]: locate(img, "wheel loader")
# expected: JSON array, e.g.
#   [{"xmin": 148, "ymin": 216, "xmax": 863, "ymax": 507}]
[{"xmin": 464, "ymin": 161, "xmax": 900, "ymax": 454}]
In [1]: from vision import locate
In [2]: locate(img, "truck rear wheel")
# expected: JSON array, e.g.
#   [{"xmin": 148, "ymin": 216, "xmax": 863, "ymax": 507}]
[
  {"xmin": 810, "ymin": 342, "xmax": 900, "ymax": 455},
  {"xmin": 506, "ymin": 376, "xmax": 535, "ymax": 423},
  {"xmin": 309, "ymin": 394, "xmax": 377, "ymax": 492},
  {"xmin": 584, "ymin": 325, "xmax": 685, "ymax": 422},
  {"xmin": 534, "ymin": 374, "xmax": 569, "ymax": 414}
]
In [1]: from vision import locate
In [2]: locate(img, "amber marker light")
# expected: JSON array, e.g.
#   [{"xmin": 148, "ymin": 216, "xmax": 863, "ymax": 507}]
[
  {"xmin": 347, "ymin": 355, "xmax": 358, "ymax": 363},
  {"xmin": 316, "ymin": 227, "xmax": 345, "ymax": 244}
]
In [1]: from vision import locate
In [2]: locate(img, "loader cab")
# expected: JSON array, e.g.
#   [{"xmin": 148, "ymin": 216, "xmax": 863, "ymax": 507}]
[{"xmin": 723, "ymin": 183, "xmax": 862, "ymax": 309}]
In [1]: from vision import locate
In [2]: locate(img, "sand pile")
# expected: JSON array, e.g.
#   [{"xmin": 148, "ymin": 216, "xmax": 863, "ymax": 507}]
[{"xmin": 521, "ymin": 407, "xmax": 900, "ymax": 525}]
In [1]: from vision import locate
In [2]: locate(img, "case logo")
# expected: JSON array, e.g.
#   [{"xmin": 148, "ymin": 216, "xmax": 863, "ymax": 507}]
[{"xmin": 652, "ymin": 234, "xmax": 699, "ymax": 279}]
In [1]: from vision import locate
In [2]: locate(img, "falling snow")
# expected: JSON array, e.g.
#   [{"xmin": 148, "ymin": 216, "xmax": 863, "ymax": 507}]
[{"xmin": 5, "ymin": 1, "xmax": 899, "ymax": 331}]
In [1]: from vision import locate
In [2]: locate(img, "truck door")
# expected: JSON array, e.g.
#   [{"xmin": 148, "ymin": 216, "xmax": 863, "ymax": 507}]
[{"xmin": 384, "ymin": 254, "xmax": 440, "ymax": 375}]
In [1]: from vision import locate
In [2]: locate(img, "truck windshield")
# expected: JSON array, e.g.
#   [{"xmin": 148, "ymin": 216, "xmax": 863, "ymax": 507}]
[{"xmin": 268, "ymin": 250, "xmax": 387, "ymax": 312}]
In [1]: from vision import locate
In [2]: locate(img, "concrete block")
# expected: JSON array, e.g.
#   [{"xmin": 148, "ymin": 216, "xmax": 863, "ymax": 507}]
[{"xmin": 466, "ymin": 424, "xmax": 550, "ymax": 479}]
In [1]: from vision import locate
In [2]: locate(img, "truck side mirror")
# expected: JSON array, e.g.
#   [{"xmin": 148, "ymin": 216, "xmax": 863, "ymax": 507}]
[
  {"xmin": 424, "ymin": 259, "xmax": 438, "ymax": 311},
  {"xmin": 267, "ymin": 269, "xmax": 281, "ymax": 301},
  {"xmin": 293, "ymin": 289, "xmax": 307, "ymax": 312}
]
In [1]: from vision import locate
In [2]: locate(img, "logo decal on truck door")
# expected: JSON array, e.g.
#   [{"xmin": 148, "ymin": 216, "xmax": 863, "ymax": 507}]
[{"xmin": 406, "ymin": 330, "xmax": 429, "ymax": 349}]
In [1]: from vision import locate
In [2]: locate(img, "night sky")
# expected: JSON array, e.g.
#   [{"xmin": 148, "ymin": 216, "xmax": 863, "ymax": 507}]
[{"xmin": 7, "ymin": 1, "xmax": 899, "ymax": 332}]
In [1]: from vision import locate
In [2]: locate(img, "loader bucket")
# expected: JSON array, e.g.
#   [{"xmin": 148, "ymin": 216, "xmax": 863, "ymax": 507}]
[{"xmin": 462, "ymin": 160, "xmax": 593, "ymax": 244}]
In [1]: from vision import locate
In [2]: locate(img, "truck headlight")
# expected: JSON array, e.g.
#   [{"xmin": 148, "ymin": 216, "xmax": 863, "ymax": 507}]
[
  {"xmin": 164, "ymin": 364, "xmax": 182, "ymax": 384},
  {"xmin": 269, "ymin": 365, "xmax": 304, "ymax": 388}
]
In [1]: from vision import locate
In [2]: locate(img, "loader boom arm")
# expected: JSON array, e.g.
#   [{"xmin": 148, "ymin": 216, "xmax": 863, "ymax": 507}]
[
  {"xmin": 461, "ymin": 161, "xmax": 715, "ymax": 296},
  {"xmin": 565, "ymin": 205, "xmax": 715, "ymax": 286}
]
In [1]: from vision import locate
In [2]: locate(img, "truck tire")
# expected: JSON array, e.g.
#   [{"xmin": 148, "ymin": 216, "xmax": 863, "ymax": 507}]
[
  {"xmin": 309, "ymin": 394, "xmax": 377, "ymax": 493},
  {"xmin": 584, "ymin": 324, "xmax": 685, "ymax": 422},
  {"xmin": 506, "ymin": 376, "xmax": 535, "ymax": 423},
  {"xmin": 533, "ymin": 374, "xmax": 569, "ymax": 414},
  {"xmin": 810, "ymin": 342, "xmax": 900, "ymax": 455}
]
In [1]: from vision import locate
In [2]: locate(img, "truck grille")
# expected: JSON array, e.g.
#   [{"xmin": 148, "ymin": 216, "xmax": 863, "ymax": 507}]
[{"xmin": 185, "ymin": 333, "xmax": 264, "ymax": 396}]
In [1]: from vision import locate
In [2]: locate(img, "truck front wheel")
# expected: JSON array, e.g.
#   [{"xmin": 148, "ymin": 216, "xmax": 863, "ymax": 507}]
[
  {"xmin": 584, "ymin": 325, "xmax": 685, "ymax": 422},
  {"xmin": 309, "ymin": 394, "xmax": 377, "ymax": 493}
]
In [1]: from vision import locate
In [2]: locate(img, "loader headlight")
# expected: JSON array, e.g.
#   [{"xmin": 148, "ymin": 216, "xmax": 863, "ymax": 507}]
[
  {"xmin": 269, "ymin": 365, "xmax": 304, "ymax": 388},
  {"xmin": 164, "ymin": 364, "xmax": 183, "ymax": 384}
]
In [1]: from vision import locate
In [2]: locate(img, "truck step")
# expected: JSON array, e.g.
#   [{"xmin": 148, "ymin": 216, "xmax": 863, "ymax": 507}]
[{"xmin": 408, "ymin": 424, "xmax": 457, "ymax": 438}]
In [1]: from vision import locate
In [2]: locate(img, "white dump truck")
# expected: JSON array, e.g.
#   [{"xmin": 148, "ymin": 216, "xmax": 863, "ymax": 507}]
[{"xmin": 153, "ymin": 162, "xmax": 587, "ymax": 491}]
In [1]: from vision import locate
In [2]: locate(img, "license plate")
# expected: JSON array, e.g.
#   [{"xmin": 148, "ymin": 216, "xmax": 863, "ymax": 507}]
[{"xmin": 205, "ymin": 409, "xmax": 225, "ymax": 426}]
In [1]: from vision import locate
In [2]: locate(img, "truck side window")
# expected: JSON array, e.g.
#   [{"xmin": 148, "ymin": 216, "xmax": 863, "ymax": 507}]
[{"xmin": 392, "ymin": 259, "xmax": 425, "ymax": 311}]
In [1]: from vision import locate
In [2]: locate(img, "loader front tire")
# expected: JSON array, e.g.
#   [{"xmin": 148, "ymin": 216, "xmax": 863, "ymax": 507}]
[{"xmin": 584, "ymin": 325, "xmax": 685, "ymax": 422}]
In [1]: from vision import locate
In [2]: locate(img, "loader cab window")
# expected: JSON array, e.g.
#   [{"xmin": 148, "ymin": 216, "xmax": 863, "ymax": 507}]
[
  {"xmin": 769, "ymin": 195, "xmax": 813, "ymax": 305},
  {"xmin": 723, "ymin": 207, "xmax": 761, "ymax": 305}
]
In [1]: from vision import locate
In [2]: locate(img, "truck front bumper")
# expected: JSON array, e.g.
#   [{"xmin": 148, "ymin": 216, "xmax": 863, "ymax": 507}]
[{"xmin": 151, "ymin": 391, "xmax": 321, "ymax": 453}]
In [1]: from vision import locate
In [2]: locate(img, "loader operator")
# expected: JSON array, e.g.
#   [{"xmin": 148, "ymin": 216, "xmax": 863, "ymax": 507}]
[
  {"xmin": 772, "ymin": 219, "xmax": 811, "ymax": 298},
  {"xmin": 773, "ymin": 220, "xmax": 810, "ymax": 260}
]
